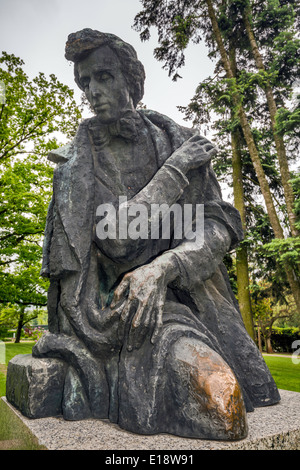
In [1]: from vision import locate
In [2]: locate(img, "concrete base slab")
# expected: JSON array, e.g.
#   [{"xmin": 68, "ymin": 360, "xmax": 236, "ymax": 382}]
[{"xmin": 2, "ymin": 390, "xmax": 300, "ymax": 450}]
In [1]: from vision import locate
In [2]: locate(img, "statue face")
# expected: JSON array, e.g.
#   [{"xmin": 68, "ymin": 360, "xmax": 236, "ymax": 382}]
[{"xmin": 77, "ymin": 46, "xmax": 134, "ymax": 124}]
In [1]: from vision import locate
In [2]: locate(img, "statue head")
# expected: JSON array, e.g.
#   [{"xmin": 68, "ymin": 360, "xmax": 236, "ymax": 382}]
[{"xmin": 65, "ymin": 29, "xmax": 146, "ymax": 119}]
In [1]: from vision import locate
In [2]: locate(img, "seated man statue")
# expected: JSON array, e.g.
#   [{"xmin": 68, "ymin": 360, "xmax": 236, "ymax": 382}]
[{"xmin": 6, "ymin": 29, "xmax": 280, "ymax": 440}]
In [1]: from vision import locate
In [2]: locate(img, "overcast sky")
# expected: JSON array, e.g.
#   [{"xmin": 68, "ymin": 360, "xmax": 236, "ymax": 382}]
[{"xmin": 0, "ymin": 0, "xmax": 215, "ymax": 127}]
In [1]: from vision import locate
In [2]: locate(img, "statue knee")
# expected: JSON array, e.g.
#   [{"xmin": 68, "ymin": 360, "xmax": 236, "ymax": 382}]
[{"xmin": 168, "ymin": 336, "xmax": 248, "ymax": 440}]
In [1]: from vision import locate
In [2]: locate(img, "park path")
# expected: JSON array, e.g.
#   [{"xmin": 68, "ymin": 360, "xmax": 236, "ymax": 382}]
[{"xmin": 263, "ymin": 353, "xmax": 293, "ymax": 358}]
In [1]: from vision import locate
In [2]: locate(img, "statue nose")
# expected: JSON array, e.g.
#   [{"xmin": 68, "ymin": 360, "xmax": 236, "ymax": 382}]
[{"xmin": 90, "ymin": 79, "xmax": 102, "ymax": 97}]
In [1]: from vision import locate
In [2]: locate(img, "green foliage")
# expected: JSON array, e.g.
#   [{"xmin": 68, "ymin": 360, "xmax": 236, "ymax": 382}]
[
  {"xmin": 137, "ymin": 1, "xmax": 299, "ymax": 314},
  {"xmin": 291, "ymin": 174, "xmax": 300, "ymax": 231},
  {"xmin": 262, "ymin": 237, "xmax": 300, "ymax": 276},
  {"xmin": 223, "ymin": 252, "xmax": 237, "ymax": 295},
  {"xmin": 171, "ymin": 15, "xmax": 198, "ymax": 50},
  {"xmin": 134, "ymin": 1, "xmax": 204, "ymax": 80},
  {"xmin": 0, "ymin": 52, "xmax": 82, "ymax": 329},
  {"xmin": 272, "ymin": 326, "xmax": 300, "ymax": 336},
  {"xmin": 251, "ymin": 276, "xmax": 298, "ymax": 353},
  {"xmin": 276, "ymin": 106, "xmax": 300, "ymax": 136}
]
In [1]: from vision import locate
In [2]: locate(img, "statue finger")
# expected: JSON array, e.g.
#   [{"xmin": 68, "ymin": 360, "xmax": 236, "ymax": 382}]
[
  {"xmin": 110, "ymin": 299, "xmax": 126, "ymax": 319},
  {"xmin": 127, "ymin": 300, "xmax": 146, "ymax": 351},
  {"xmin": 128, "ymin": 296, "xmax": 155, "ymax": 351},
  {"xmin": 204, "ymin": 143, "xmax": 218, "ymax": 156},
  {"xmin": 150, "ymin": 297, "xmax": 165, "ymax": 344},
  {"xmin": 119, "ymin": 301, "xmax": 130, "ymax": 328},
  {"xmin": 118, "ymin": 296, "xmax": 139, "ymax": 342},
  {"xmin": 111, "ymin": 276, "xmax": 130, "ymax": 308},
  {"xmin": 188, "ymin": 133, "xmax": 202, "ymax": 142},
  {"xmin": 117, "ymin": 301, "xmax": 130, "ymax": 342},
  {"xmin": 97, "ymin": 302, "xmax": 123, "ymax": 329}
]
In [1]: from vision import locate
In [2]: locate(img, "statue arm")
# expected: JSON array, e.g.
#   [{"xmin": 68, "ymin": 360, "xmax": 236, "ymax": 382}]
[
  {"xmin": 164, "ymin": 168, "xmax": 244, "ymax": 290},
  {"xmin": 110, "ymin": 218, "xmax": 232, "ymax": 351},
  {"xmin": 161, "ymin": 219, "xmax": 232, "ymax": 289},
  {"xmin": 98, "ymin": 134, "xmax": 217, "ymax": 261},
  {"xmin": 110, "ymin": 163, "xmax": 243, "ymax": 350}
]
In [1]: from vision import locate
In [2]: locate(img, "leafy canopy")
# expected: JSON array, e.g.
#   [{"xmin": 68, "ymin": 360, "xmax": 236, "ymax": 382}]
[{"xmin": 0, "ymin": 51, "xmax": 81, "ymax": 328}]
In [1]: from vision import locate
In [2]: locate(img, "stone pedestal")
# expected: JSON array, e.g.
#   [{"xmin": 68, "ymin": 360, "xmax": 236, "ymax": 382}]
[
  {"xmin": 2, "ymin": 390, "xmax": 300, "ymax": 450},
  {"xmin": 6, "ymin": 354, "xmax": 67, "ymax": 419}
]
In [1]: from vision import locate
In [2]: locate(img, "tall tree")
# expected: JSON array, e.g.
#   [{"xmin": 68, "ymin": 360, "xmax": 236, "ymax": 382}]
[
  {"xmin": 0, "ymin": 52, "xmax": 82, "ymax": 339},
  {"xmin": 241, "ymin": 0, "xmax": 298, "ymax": 237},
  {"xmin": 133, "ymin": 0, "xmax": 300, "ymax": 312},
  {"xmin": 229, "ymin": 35, "xmax": 254, "ymax": 338},
  {"xmin": 231, "ymin": 123, "xmax": 255, "ymax": 337}
]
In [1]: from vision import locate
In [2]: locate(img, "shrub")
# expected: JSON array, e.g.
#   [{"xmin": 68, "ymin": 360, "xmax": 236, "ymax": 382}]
[{"xmin": 271, "ymin": 327, "xmax": 300, "ymax": 352}]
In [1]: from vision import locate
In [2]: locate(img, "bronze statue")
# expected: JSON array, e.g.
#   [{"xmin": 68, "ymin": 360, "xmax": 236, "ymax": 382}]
[{"xmin": 6, "ymin": 29, "xmax": 280, "ymax": 440}]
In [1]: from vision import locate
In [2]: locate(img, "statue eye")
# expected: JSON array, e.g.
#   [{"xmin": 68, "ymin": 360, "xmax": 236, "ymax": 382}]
[
  {"xmin": 96, "ymin": 72, "xmax": 113, "ymax": 82},
  {"xmin": 80, "ymin": 78, "xmax": 90, "ymax": 89}
]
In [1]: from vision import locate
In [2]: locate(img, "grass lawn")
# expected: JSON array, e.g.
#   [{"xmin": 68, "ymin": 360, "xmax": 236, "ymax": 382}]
[
  {"xmin": 0, "ymin": 400, "xmax": 46, "ymax": 450},
  {"xmin": 0, "ymin": 342, "xmax": 35, "ymax": 397},
  {"xmin": 0, "ymin": 341, "xmax": 46, "ymax": 450},
  {"xmin": 263, "ymin": 355, "xmax": 300, "ymax": 393}
]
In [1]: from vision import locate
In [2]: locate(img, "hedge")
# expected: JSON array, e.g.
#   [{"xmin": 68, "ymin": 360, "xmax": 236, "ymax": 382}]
[{"xmin": 270, "ymin": 327, "xmax": 300, "ymax": 353}]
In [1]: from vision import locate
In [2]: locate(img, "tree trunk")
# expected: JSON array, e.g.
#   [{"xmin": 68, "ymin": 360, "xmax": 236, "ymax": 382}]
[
  {"xmin": 242, "ymin": 9, "xmax": 300, "ymax": 305},
  {"xmin": 229, "ymin": 43, "xmax": 255, "ymax": 340},
  {"xmin": 231, "ymin": 126, "xmax": 255, "ymax": 340},
  {"xmin": 205, "ymin": 0, "xmax": 300, "ymax": 313},
  {"xmin": 242, "ymin": 6, "xmax": 299, "ymax": 238},
  {"xmin": 266, "ymin": 335, "xmax": 274, "ymax": 354},
  {"xmin": 15, "ymin": 307, "xmax": 25, "ymax": 343},
  {"xmin": 236, "ymin": 246, "xmax": 255, "ymax": 336},
  {"xmin": 206, "ymin": 0, "xmax": 283, "ymax": 237},
  {"xmin": 257, "ymin": 325, "xmax": 262, "ymax": 353}
]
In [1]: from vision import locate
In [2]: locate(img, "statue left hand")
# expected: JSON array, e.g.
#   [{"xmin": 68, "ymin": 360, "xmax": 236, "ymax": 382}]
[{"xmin": 110, "ymin": 261, "xmax": 170, "ymax": 351}]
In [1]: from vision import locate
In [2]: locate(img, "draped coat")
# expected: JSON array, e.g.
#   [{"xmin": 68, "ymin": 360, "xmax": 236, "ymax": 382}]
[{"xmin": 34, "ymin": 109, "xmax": 280, "ymax": 437}]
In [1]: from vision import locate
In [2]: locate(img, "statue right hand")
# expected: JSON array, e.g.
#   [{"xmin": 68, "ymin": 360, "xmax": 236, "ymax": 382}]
[
  {"xmin": 110, "ymin": 260, "xmax": 170, "ymax": 350},
  {"xmin": 167, "ymin": 134, "xmax": 217, "ymax": 175}
]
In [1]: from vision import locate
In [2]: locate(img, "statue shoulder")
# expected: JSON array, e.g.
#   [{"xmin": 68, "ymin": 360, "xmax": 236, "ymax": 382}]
[
  {"xmin": 138, "ymin": 109, "xmax": 196, "ymax": 139},
  {"xmin": 47, "ymin": 119, "xmax": 90, "ymax": 164},
  {"xmin": 139, "ymin": 109, "xmax": 198, "ymax": 149}
]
